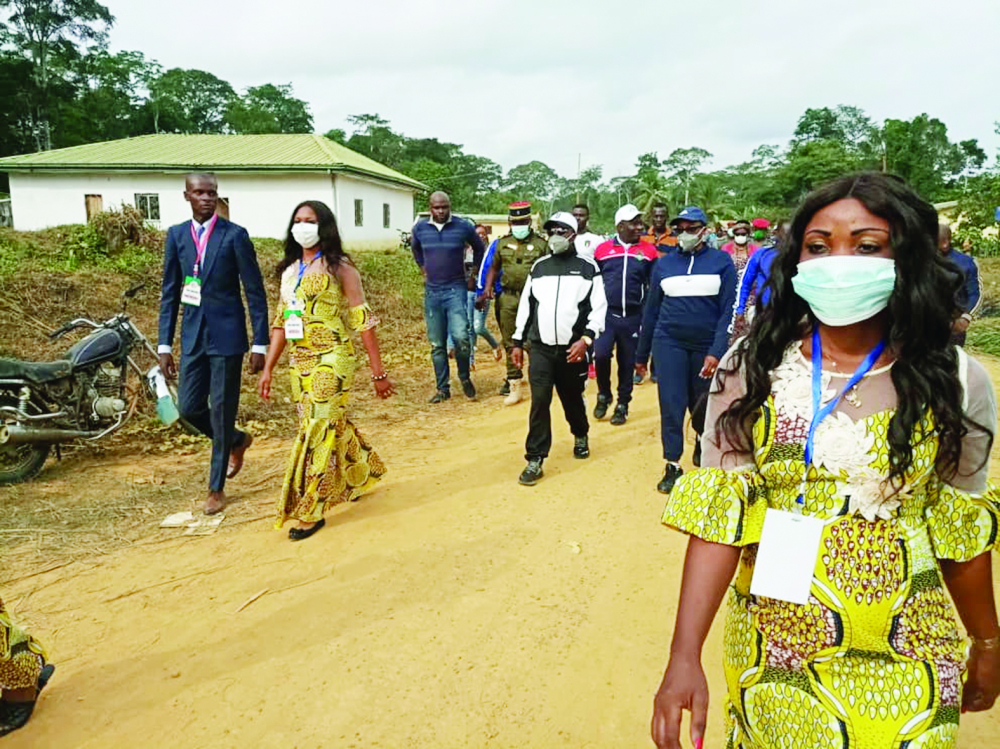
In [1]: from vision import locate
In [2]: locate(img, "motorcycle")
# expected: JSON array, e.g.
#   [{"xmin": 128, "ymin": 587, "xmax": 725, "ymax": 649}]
[{"xmin": 0, "ymin": 282, "xmax": 175, "ymax": 484}]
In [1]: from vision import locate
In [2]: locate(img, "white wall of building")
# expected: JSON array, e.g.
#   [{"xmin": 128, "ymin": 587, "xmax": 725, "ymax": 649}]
[
  {"xmin": 7, "ymin": 171, "xmax": 416, "ymax": 247},
  {"xmin": 332, "ymin": 173, "xmax": 416, "ymax": 250}
]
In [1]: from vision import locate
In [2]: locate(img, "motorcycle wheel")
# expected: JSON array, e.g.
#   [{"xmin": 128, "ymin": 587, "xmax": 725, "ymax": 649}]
[{"xmin": 0, "ymin": 394, "xmax": 51, "ymax": 485}]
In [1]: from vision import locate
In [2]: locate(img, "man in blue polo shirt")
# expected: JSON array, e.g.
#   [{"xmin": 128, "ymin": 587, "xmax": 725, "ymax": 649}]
[{"xmin": 411, "ymin": 191, "xmax": 486, "ymax": 403}]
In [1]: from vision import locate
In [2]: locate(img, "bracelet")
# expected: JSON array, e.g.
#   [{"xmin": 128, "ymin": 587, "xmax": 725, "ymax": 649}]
[
  {"xmin": 371, "ymin": 372, "xmax": 389, "ymax": 381},
  {"xmin": 970, "ymin": 635, "xmax": 1000, "ymax": 650}
]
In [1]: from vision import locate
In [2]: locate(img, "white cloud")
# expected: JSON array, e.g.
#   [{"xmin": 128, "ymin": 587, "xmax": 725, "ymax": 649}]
[{"xmin": 110, "ymin": 0, "xmax": 1000, "ymax": 179}]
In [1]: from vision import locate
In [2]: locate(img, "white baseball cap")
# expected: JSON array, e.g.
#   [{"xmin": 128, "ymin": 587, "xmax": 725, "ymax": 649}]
[
  {"xmin": 614, "ymin": 204, "xmax": 642, "ymax": 226},
  {"xmin": 543, "ymin": 212, "xmax": 578, "ymax": 233}
]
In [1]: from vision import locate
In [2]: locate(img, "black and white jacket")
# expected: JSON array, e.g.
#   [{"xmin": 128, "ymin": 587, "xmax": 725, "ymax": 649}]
[{"xmin": 511, "ymin": 251, "xmax": 607, "ymax": 347}]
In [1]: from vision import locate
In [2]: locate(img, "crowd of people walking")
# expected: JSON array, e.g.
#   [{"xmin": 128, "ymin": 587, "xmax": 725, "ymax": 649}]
[{"xmin": 3, "ymin": 169, "xmax": 998, "ymax": 749}]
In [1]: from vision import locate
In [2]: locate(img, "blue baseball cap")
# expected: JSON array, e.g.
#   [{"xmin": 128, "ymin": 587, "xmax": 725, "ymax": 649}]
[{"xmin": 670, "ymin": 206, "xmax": 708, "ymax": 226}]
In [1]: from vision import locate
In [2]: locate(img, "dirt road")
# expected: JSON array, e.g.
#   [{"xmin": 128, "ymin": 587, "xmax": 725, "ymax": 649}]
[{"xmin": 4, "ymin": 358, "xmax": 1000, "ymax": 748}]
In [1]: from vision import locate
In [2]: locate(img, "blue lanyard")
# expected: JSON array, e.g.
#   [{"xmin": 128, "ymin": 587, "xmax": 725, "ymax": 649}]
[
  {"xmin": 295, "ymin": 255, "xmax": 318, "ymax": 291},
  {"xmin": 800, "ymin": 327, "xmax": 886, "ymax": 505}
]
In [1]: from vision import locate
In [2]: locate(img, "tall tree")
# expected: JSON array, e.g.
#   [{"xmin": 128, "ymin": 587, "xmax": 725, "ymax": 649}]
[
  {"xmin": 148, "ymin": 68, "xmax": 235, "ymax": 133},
  {"xmin": 0, "ymin": 0, "xmax": 114, "ymax": 150},
  {"xmin": 504, "ymin": 160, "xmax": 559, "ymax": 204},
  {"xmin": 224, "ymin": 83, "xmax": 312, "ymax": 134},
  {"xmin": 0, "ymin": 51, "xmax": 37, "ymax": 156},
  {"xmin": 662, "ymin": 147, "xmax": 712, "ymax": 204},
  {"xmin": 882, "ymin": 114, "xmax": 985, "ymax": 199},
  {"xmin": 60, "ymin": 49, "xmax": 159, "ymax": 144}
]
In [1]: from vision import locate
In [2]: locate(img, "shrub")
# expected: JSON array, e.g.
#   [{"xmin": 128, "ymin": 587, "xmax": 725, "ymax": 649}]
[{"xmin": 89, "ymin": 203, "xmax": 164, "ymax": 255}]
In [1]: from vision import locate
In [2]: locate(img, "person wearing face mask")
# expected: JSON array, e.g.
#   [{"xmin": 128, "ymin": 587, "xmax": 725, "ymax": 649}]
[
  {"xmin": 722, "ymin": 219, "xmax": 763, "ymax": 342},
  {"xmin": 635, "ymin": 206, "xmax": 737, "ymax": 494},
  {"xmin": 510, "ymin": 212, "xmax": 606, "ymax": 486},
  {"xmin": 592, "ymin": 204, "xmax": 658, "ymax": 426},
  {"xmin": 720, "ymin": 219, "xmax": 760, "ymax": 272},
  {"xmin": 260, "ymin": 200, "xmax": 393, "ymax": 541},
  {"xmin": 484, "ymin": 201, "xmax": 549, "ymax": 405},
  {"xmin": 651, "ymin": 173, "xmax": 1000, "ymax": 749}
]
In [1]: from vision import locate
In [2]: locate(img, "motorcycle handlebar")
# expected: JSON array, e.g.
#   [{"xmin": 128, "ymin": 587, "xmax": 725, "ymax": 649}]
[
  {"xmin": 48, "ymin": 318, "xmax": 100, "ymax": 339},
  {"xmin": 124, "ymin": 282, "xmax": 146, "ymax": 299}
]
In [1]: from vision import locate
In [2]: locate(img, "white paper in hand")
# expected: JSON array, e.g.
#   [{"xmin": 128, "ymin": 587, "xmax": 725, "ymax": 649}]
[{"xmin": 750, "ymin": 509, "xmax": 824, "ymax": 605}]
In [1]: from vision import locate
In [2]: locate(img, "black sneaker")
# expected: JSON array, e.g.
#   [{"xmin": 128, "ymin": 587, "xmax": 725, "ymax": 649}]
[
  {"xmin": 593, "ymin": 395, "xmax": 611, "ymax": 420},
  {"xmin": 519, "ymin": 458, "xmax": 544, "ymax": 485},
  {"xmin": 610, "ymin": 403, "xmax": 628, "ymax": 426},
  {"xmin": 428, "ymin": 390, "xmax": 450, "ymax": 404},
  {"xmin": 693, "ymin": 440, "xmax": 702, "ymax": 468},
  {"xmin": 461, "ymin": 379, "xmax": 476, "ymax": 399},
  {"xmin": 657, "ymin": 463, "xmax": 683, "ymax": 494},
  {"xmin": 499, "ymin": 380, "xmax": 511, "ymax": 396},
  {"xmin": 573, "ymin": 435, "xmax": 590, "ymax": 459}
]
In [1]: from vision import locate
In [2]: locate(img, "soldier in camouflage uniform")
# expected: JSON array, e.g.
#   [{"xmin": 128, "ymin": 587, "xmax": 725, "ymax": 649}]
[{"xmin": 483, "ymin": 201, "xmax": 549, "ymax": 405}]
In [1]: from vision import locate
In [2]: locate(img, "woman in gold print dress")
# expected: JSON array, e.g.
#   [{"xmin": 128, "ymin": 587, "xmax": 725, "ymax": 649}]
[
  {"xmin": 651, "ymin": 174, "xmax": 1000, "ymax": 749},
  {"xmin": 259, "ymin": 201, "xmax": 393, "ymax": 541}
]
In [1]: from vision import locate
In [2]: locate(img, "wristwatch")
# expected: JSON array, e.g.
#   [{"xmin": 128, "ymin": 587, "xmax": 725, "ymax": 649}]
[{"xmin": 581, "ymin": 335, "xmax": 593, "ymax": 346}]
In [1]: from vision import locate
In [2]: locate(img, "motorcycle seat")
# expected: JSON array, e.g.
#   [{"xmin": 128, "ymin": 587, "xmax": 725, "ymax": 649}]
[{"xmin": 0, "ymin": 358, "xmax": 73, "ymax": 384}]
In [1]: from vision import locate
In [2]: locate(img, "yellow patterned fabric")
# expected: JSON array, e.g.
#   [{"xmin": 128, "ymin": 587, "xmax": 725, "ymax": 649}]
[
  {"xmin": 274, "ymin": 269, "xmax": 386, "ymax": 528},
  {"xmin": 664, "ymin": 352, "xmax": 1000, "ymax": 748},
  {"xmin": 0, "ymin": 596, "xmax": 46, "ymax": 692}
]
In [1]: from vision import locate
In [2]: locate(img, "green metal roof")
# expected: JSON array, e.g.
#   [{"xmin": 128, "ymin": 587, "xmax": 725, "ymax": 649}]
[{"xmin": 0, "ymin": 133, "xmax": 427, "ymax": 191}]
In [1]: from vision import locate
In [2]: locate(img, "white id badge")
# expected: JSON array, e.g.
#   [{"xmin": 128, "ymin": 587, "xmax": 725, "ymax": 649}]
[
  {"xmin": 284, "ymin": 313, "xmax": 304, "ymax": 340},
  {"xmin": 749, "ymin": 509, "xmax": 824, "ymax": 605},
  {"xmin": 181, "ymin": 279, "xmax": 202, "ymax": 307}
]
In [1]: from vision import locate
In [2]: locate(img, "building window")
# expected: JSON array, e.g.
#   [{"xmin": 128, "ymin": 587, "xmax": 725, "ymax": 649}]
[
  {"xmin": 383, "ymin": 203, "xmax": 391, "ymax": 229},
  {"xmin": 135, "ymin": 193, "xmax": 160, "ymax": 220},
  {"xmin": 354, "ymin": 199, "xmax": 364, "ymax": 227}
]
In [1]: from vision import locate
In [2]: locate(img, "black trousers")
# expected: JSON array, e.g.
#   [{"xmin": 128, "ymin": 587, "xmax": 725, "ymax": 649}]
[
  {"xmin": 526, "ymin": 342, "xmax": 589, "ymax": 460},
  {"xmin": 177, "ymin": 342, "xmax": 246, "ymax": 492},
  {"xmin": 594, "ymin": 312, "xmax": 642, "ymax": 406}
]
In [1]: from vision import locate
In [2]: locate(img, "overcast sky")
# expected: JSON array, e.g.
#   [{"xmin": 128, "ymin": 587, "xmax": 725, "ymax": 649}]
[{"xmin": 109, "ymin": 0, "xmax": 1000, "ymax": 181}]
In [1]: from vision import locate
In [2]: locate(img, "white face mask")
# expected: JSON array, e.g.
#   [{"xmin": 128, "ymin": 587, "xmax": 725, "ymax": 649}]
[
  {"xmin": 512, "ymin": 225, "xmax": 531, "ymax": 240},
  {"xmin": 734, "ymin": 234, "xmax": 749, "ymax": 246},
  {"xmin": 548, "ymin": 235, "xmax": 572, "ymax": 254},
  {"xmin": 677, "ymin": 229, "xmax": 704, "ymax": 253},
  {"xmin": 291, "ymin": 222, "xmax": 321, "ymax": 249},
  {"xmin": 791, "ymin": 256, "xmax": 897, "ymax": 327}
]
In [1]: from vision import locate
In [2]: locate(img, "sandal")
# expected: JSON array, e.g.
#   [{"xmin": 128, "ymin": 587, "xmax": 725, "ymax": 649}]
[
  {"xmin": 288, "ymin": 518, "xmax": 325, "ymax": 542},
  {"xmin": 0, "ymin": 663, "xmax": 55, "ymax": 737}
]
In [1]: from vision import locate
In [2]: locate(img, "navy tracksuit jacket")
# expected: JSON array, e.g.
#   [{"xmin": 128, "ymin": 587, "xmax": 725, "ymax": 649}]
[
  {"xmin": 637, "ymin": 245, "xmax": 737, "ymax": 461},
  {"xmin": 593, "ymin": 238, "xmax": 658, "ymax": 407}
]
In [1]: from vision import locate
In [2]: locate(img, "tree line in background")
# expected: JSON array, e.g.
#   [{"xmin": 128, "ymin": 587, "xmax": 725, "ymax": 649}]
[
  {"xmin": 2, "ymin": 2, "xmax": 999, "ymax": 249},
  {"xmin": 0, "ymin": 0, "xmax": 313, "ymax": 156}
]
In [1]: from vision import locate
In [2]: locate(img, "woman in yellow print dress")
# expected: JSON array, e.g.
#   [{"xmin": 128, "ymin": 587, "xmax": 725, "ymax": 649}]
[
  {"xmin": 258, "ymin": 200, "xmax": 393, "ymax": 541},
  {"xmin": 651, "ymin": 173, "xmax": 1000, "ymax": 749},
  {"xmin": 0, "ymin": 595, "xmax": 54, "ymax": 736}
]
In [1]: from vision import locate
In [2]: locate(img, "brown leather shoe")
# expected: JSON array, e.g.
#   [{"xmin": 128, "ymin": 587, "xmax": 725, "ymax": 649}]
[
  {"xmin": 227, "ymin": 432, "xmax": 253, "ymax": 479},
  {"xmin": 204, "ymin": 490, "xmax": 226, "ymax": 515}
]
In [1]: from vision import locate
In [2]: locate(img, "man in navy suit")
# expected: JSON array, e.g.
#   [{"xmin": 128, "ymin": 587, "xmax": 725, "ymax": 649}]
[{"xmin": 158, "ymin": 173, "xmax": 270, "ymax": 515}]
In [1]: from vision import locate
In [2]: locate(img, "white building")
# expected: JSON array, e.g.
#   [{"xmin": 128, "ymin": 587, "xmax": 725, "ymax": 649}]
[{"xmin": 0, "ymin": 133, "xmax": 426, "ymax": 249}]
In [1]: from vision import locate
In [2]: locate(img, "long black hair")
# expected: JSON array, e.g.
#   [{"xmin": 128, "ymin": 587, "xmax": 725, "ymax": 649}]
[
  {"xmin": 277, "ymin": 200, "xmax": 352, "ymax": 277},
  {"xmin": 718, "ymin": 171, "xmax": 986, "ymax": 488}
]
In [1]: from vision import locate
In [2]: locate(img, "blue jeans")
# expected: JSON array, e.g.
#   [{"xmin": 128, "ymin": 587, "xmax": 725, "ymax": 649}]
[
  {"xmin": 425, "ymin": 283, "xmax": 472, "ymax": 393},
  {"xmin": 447, "ymin": 292, "xmax": 500, "ymax": 365}
]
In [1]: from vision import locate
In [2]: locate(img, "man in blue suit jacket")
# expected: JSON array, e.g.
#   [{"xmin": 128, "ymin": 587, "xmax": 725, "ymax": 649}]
[{"xmin": 158, "ymin": 173, "xmax": 270, "ymax": 515}]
